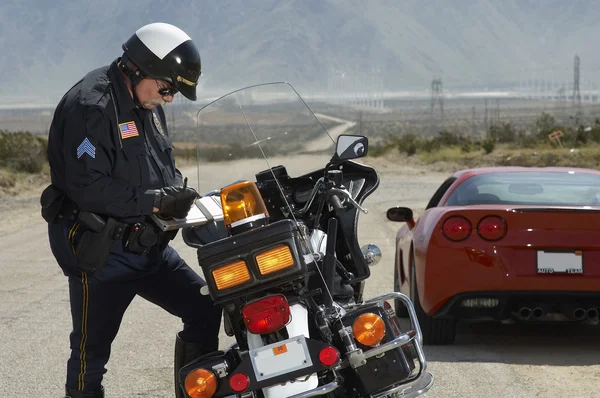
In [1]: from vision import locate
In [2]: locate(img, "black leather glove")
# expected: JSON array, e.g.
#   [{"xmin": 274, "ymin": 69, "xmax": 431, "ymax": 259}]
[{"xmin": 155, "ymin": 185, "xmax": 200, "ymax": 219}]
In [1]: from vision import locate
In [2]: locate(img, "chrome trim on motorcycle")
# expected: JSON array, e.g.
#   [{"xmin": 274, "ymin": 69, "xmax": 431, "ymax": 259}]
[
  {"xmin": 286, "ymin": 380, "xmax": 339, "ymax": 398},
  {"xmin": 363, "ymin": 292, "xmax": 423, "ymax": 345},
  {"xmin": 370, "ymin": 371, "xmax": 434, "ymax": 398},
  {"xmin": 362, "ymin": 331, "xmax": 417, "ymax": 360},
  {"xmin": 328, "ymin": 187, "xmax": 368, "ymax": 214},
  {"xmin": 295, "ymin": 177, "xmax": 325, "ymax": 216},
  {"xmin": 341, "ymin": 292, "xmax": 431, "ymax": 397}
]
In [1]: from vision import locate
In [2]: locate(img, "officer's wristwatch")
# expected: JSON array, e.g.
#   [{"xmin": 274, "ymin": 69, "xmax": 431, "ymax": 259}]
[{"xmin": 153, "ymin": 189, "xmax": 164, "ymax": 209}]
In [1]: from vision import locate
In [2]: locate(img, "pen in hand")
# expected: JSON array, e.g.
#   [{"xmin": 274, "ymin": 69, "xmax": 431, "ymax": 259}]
[{"xmin": 183, "ymin": 177, "xmax": 188, "ymax": 189}]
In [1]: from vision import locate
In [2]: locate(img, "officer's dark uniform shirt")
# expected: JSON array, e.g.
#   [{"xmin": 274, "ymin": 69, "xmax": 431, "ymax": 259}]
[{"xmin": 47, "ymin": 58, "xmax": 183, "ymax": 224}]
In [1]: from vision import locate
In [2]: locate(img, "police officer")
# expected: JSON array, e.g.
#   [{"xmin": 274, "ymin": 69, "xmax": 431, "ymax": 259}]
[{"xmin": 42, "ymin": 22, "xmax": 222, "ymax": 398}]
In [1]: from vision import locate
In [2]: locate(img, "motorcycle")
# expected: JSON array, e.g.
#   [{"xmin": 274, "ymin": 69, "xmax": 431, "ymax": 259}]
[{"xmin": 175, "ymin": 82, "xmax": 433, "ymax": 398}]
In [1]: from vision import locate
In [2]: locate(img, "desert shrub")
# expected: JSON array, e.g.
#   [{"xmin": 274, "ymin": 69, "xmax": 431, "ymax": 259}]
[
  {"xmin": 0, "ymin": 170, "xmax": 16, "ymax": 188},
  {"xmin": 513, "ymin": 131, "xmax": 538, "ymax": 148},
  {"xmin": 392, "ymin": 134, "xmax": 420, "ymax": 156},
  {"xmin": 0, "ymin": 131, "xmax": 47, "ymax": 173},
  {"xmin": 535, "ymin": 112, "xmax": 557, "ymax": 140},
  {"xmin": 488, "ymin": 122, "xmax": 516, "ymax": 143},
  {"xmin": 482, "ymin": 138, "xmax": 495, "ymax": 154}
]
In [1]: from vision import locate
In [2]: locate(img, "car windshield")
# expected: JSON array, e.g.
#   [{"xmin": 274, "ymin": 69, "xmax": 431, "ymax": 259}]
[{"xmin": 445, "ymin": 171, "xmax": 600, "ymax": 207}]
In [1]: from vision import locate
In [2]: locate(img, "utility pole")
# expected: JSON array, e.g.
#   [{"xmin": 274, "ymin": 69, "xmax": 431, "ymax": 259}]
[
  {"xmin": 430, "ymin": 77, "xmax": 444, "ymax": 128},
  {"xmin": 573, "ymin": 55, "xmax": 582, "ymax": 114},
  {"xmin": 496, "ymin": 98, "xmax": 500, "ymax": 124},
  {"xmin": 471, "ymin": 105, "xmax": 476, "ymax": 136},
  {"xmin": 484, "ymin": 99, "xmax": 488, "ymax": 131}
]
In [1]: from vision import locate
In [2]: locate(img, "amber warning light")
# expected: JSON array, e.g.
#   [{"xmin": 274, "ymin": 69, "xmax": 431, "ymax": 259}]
[{"xmin": 220, "ymin": 180, "xmax": 269, "ymax": 232}]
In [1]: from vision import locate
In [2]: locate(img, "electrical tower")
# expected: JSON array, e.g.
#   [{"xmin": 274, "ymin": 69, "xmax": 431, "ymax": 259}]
[
  {"xmin": 430, "ymin": 77, "xmax": 444, "ymax": 118},
  {"xmin": 572, "ymin": 55, "xmax": 581, "ymax": 110},
  {"xmin": 557, "ymin": 86, "xmax": 566, "ymax": 102}
]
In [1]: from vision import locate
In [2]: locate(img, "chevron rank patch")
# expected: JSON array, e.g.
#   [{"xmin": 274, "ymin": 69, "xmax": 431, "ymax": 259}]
[{"xmin": 77, "ymin": 137, "xmax": 96, "ymax": 159}]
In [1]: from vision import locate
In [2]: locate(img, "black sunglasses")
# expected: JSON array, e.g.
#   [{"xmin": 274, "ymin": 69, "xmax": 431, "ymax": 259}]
[{"xmin": 156, "ymin": 80, "xmax": 178, "ymax": 97}]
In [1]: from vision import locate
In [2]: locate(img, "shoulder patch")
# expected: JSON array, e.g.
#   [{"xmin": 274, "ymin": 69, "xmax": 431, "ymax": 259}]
[
  {"xmin": 119, "ymin": 121, "xmax": 139, "ymax": 139},
  {"xmin": 77, "ymin": 138, "xmax": 96, "ymax": 159}
]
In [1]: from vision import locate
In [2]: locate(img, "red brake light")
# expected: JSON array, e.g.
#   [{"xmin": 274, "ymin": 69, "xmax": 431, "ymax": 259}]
[
  {"xmin": 319, "ymin": 346, "xmax": 340, "ymax": 367},
  {"xmin": 478, "ymin": 216, "xmax": 506, "ymax": 241},
  {"xmin": 229, "ymin": 373, "xmax": 250, "ymax": 392},
  {"xmin": 442, "ymin": 216, "xmax": 472, "ymax": 241},
  {"xmin": 242, "ymin": 294, "xmax": 291, "ymax": 334}
]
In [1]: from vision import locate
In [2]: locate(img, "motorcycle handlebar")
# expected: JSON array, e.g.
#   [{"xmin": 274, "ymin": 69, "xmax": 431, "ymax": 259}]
[{"xmin": 329, "ymin": 194, "xmax": 344, "ymax": 211}]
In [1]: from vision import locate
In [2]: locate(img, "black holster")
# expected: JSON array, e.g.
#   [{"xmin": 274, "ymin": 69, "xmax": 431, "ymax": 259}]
[
  {"xmin": 74, "ymin": 217, "xmax": 121, "ymax": 274},
  {"xmin": 125, "ymin": 222, "xmax": 179, "ymax": 254}
]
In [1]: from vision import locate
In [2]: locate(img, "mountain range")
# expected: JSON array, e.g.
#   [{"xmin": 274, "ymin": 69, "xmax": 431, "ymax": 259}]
[{"xmin": 2, "ymin": 0, "xmax": 600, "ymax": 102}]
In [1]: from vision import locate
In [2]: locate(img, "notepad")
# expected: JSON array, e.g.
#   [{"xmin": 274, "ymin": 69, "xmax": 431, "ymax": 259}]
[{"xmin": 151, "ymin": 195, "xmax": 224, "ymax": 231}]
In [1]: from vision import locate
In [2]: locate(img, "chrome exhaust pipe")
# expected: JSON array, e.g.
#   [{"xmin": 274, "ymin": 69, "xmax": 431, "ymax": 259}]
[
  {"xmin": 586, "ymin": 308, "xmax": 599, "ymax": 325},
  {"xmin": 531, "ymin": 307, "xmax": 545, "ymax": 320},
  {"xmin": 573, "ymin": 308, "xmax": 587, "ymax": 321},
  {"xmin": 518, "ymin": 307, "xmax": 532, "ymax": 320}
]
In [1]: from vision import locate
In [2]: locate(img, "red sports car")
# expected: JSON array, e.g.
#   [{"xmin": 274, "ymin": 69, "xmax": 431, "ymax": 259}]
[{"xmin": 387, "ymin": 166, "xmax": 600, "ymax": 345}]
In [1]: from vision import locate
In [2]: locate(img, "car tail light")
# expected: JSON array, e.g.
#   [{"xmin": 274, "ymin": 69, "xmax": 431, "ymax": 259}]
[
  {"xmin": 319, "ymin": 346, "xmax": 340, "ymax": 366},
  {"xmin": 211, "ymin": 260, "xmax": 251, "ymax": 290},
  {"xmin": 352, "ymin": 313, "xmax": 386, "ymax": 346},
  {"xmin": 477, "ymin": 216, "xmax": 506, "ymax": 241},
  {"xmin": 229, "ymin": 373, "xmax": 250, "ymax": 393},
  {"xmin": 184, "ymin": 368, "xmax": 217, "ymax": 398},
  {"xmin": 255, "ymin": 245, "xmax": 295, "ymax": 275},
  {"xmin": 242, "ymin": 294, "xmax": 291, "ymax": 334},
  {"xmin": 442, "ymin": 216, "xmax": 472, "ymax": 241}
]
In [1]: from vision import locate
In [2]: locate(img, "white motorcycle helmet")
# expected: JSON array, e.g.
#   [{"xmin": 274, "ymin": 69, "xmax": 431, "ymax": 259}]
[{"xmin": 120, "ymin": 22, "xmax": 201, "ymax": 101}]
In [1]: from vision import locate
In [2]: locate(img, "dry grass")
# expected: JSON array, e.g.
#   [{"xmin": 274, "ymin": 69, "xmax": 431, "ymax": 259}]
[{"xmin": 411, "ymin": 143, "xmax": 600, "ymax": 170}]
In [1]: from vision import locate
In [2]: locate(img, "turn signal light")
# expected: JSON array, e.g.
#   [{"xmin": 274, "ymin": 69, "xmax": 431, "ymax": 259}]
[
  {"xmin": 212, "ymin": 260, "xmax": 251, "ymax": 290},
  {"xmin": 220, "ymin": 180, "xmax": 269, "ymax": 230},
  {"xmin": 256, "ymin": 245, "xmax": 295, "ymax": 275},
  {"xmin": 442, "ymin": 216, "xmax": 472, "ymax": 241},
  {"xmin": 242, "ymin": 294, "xmax": 291, "ymax": 334},
  {"xmin": 184, "ymin": 368, "xmax": 217, "ymax": 398},
  {"xmin": 353, "ymin": 313, "xmax": 386, "ymax": 346},
  {"xmin": 229, "ymin": 373, "xmax": 250, "ymax": 393},
  {"xmin": 478, "ymin": 216, "xmax": 506, "ymax": 241}
]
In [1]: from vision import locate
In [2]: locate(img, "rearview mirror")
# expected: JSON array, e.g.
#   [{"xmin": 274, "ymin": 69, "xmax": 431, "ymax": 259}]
[
  {"xmin": 333, "ymin": 134, "xmax": 368, "ymax": 161},
  {"xmin": 386, "ymin": 206, "xmax": 414, "ymax": 222}
]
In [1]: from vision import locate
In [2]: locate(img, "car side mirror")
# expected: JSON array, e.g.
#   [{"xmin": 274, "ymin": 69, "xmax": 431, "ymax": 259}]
[
  {"xmin": 386, "ymin": 206, "xmax": 414, "ymax": 223},
  {"xmin": 332, "ymin": 134, "xmax": 368, "ymax": 162}
]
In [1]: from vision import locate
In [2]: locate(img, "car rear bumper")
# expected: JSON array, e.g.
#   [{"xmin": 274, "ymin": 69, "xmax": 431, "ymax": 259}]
[
  {"xmin": 433, "ymin": 290, "xmax": 600, "ymax": 323},
  {"xmin": 419, "ymin": 245, "xmax": 600, "ymax": 315}
]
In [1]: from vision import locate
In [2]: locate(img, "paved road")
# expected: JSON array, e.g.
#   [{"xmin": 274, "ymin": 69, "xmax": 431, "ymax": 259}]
[{"xmin": 1, "ymin": 157, "xmax": 598, "ymax": 397}]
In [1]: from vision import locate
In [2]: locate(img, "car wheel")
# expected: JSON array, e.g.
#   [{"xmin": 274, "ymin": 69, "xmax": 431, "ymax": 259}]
[
  {"xmin": 410, "ymin": 252, "xmax": 457, "ymax": 345},
  {"xmin": 394, "ymin": 254, "xmax": 409, "ymax": 317}
]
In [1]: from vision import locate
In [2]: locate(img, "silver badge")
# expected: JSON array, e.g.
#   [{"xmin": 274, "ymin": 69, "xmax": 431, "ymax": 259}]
[{"xmin": 152, "ymin": 111, "xmax": 165, "ymax": 135}]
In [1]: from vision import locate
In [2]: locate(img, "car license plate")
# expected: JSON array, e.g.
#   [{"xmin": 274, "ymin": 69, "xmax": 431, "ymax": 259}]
[
  {"xmin": 250, "ymin": 335, "xmax": 313, "ymax": 382},
  {"xmin": 536, "ymin": 250, "xmax": 583, "ymax": 274}
]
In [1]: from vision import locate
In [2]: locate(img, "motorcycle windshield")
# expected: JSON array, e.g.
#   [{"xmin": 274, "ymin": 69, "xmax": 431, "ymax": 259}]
[{"xmin": 194, "ymin": 82, "xmax": 338, "ymax": 196}]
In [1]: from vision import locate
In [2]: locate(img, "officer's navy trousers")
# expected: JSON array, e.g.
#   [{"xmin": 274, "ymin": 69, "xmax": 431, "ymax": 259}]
[{"xmin": 48, "ymin": 220, "xmax": 223, "ymax": 392}]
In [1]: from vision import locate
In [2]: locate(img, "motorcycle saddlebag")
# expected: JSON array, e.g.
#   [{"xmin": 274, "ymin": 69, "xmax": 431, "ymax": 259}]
[{"xmin": 340, "ymin": 301, "xmax": 419, "ymax": 395}]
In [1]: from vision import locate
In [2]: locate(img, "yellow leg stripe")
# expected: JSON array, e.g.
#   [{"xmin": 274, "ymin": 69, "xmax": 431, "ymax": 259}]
[
  {"xmin": 68, "ymin": 222, "xmax": 80, "ymax": 255},
  {"xmin": 78, "ymin": 272, "xmax": 89, "ymax": 390}
]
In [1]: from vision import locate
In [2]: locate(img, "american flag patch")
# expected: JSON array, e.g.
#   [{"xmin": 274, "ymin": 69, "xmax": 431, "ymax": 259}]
[{"xmin": 119, "ymin": 121, "xmax": 139, "ymax": 139}]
